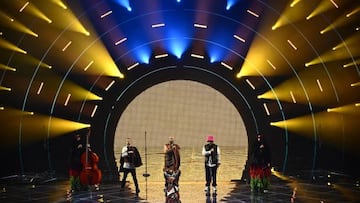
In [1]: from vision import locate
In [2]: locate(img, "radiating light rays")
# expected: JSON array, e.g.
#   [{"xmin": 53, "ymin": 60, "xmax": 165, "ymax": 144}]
[
  {"xmin": 21, "ymin": 114, "xmax": 90, "ymax": 141},
  {"xmin": 343, "ymin": 58, "xmax": 360, "ymax": 68},
  {"xmin": 237, "ymin": 35, "xmax": 289, "ymax": 77},
  {"xmin": 0, "ymin": 64, "xmax": 16, "ymax": 72},
  {"xmin": 306, "ymin": 0, "xmax": 345, "ymax": 20},
  {"xmin": 46, "ymin": 27, "xmax": 123, "ymax": 78},
  {"xmin": 272, "ymin": 0, "xmax": 312, "ymax": 30},
  {"xmin": 10, "ymin": 53, "xmax": 52, "ymax": 70},
  {"xmin": 80, "ymin": 41, "xmax": 124, "ymax": 78},
  {"xmin": 0, "ymin": 85, "xmax": 11, "ymax": 91},
  {"xmin": 41, "ymin": 2, "xmax": 89, "ymax": 36},
  {"xmin": 50, "ymin": 0, "xmax": 67, "ymax": 9},
  {"xmin": 327, "ymin": 103, "xmax": 360, "ymax": 115},
  {"xmin": 290, "ymin": 0, "xmax": 303, "ymax": 8},
  {"xmin": 257, "ymin": 64, "xmax": 357, "ymax": 106},
  {"xmin": 0, "ymin": 11, "xmax": 38, "ymax": 37},
  {"xmin": 0, "ymin": 107, "xmax": 90, "ymax": 147},
  {"xmin": 0, "ymin": 0, "xmax": 119, "ymax": 83},
  {"xmin": 0, "ymin": 37, "xmax": 27, "ymax": 54},
  {"xmin": 346, "ymin": 6, "xmax": 360, "ymax": 17},
  {"xmin": 305, "ymin": 34, "xmax": 360, "ymax": 67},
  {"xmin": 331, "ymin": 34, "xmax": 360, "ymax": 51},
  {"xmin": 271, "ymin": 109, "xmax": 360, "ymax": 153},
  {"xmin": 320, "ymin": 8, "xmax": 359, "ymax": 34},
  {"xmin": 15, "ymin": 0, "xmax": 52, "ymax": 23}
]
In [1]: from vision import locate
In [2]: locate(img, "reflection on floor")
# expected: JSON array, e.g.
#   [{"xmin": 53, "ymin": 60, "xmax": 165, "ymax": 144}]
[{"xmin": 1, "ymin": 170, "xmax": 359, "ymax": 202}]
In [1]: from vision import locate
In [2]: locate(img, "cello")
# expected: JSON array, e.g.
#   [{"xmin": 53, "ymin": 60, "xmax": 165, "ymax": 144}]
[{"xmin": 80, "ymin": 128, "xmax": 102, "ymax": 186}]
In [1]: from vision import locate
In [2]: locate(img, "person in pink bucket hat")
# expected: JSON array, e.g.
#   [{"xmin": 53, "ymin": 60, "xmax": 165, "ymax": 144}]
[{"xmin": 202, "ymin": 135, "xmax": 221, "ymax": 194}]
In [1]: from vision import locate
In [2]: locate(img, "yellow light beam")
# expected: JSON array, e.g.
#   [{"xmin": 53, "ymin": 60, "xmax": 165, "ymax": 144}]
[
  {"xmin": 257, "ymin": 64, "xmax": 354, "ymax": 107},
  {"xmin": 306, "ymin": 0, "xmax": 337, "ymax": 20},
  {"xmin": 0, "ymin": 86, "xmax": 11, "ymax": 91},
  {"xmin": 0, "ymin": 11, "xmax": 38, "ymax": 37},
  {"xmin": 272, "ymin": 0, "xmax": 309, "ymax": 30},
  {"xmin": 270, "ymin": 110, "xmax": 360, "ymax": 153},
  {"xmin": 306, "ymin": 34, "xmax": 360, "ymax": 67},
  {"xmin": 51, "ymin": 0, "xmax": 67, "ymax": 9},
  {"xmin": 320, "ymin": 9, "xmax": 359, "ymax": 34},
  {"xmin": 20, "ymin": 1, "xmax": 52, "ymax": 23},
  {"xmin": 0, "ymin": 37, "xmax": 27, "ymax": 54},
  {"xmin": 0, "ymin": 107, "xmax": 90, "ymax": 147},
  {"xmin": 33, "ymin": 75, "xmax": 102, "ymax": 103},
  {"xmin": 16, "ymin": 54, "xmax": 52, "ymax": 69},
  {"xmin": 62, "ymin": 82, "xmax": 102, "ymax": 101},
  {"xmin": 290, "ymin": 0, "xmax": 302, "ymax": 8},
  {"xmin": 327, "ymin": 103, "xmax": 360, "ymax": 115},
  {"xmin": 343, "ymin": 58, "xmax": 360, "ymax": 68},
  {"xmin": 0, "ymin": 63, "xmax": 16, "ymax": 71},
  {"xmin": 42, "ymin": 0, "xmax": 89, "ymax": 35},
  {"xmin": 331, "ymin": 34, "xmax": 360, "ymax": 50},
  {"xmin": 346, "ymin": 6, "xmax": 360, "ymax": 17}
]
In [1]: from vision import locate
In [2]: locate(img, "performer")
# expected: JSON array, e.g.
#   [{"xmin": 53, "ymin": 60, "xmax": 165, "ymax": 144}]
[
  {"xmin": 163, "ymin": 136, "xmax": 181, "ymax": 189},
  {"xmin": 120, "ymin": 138, "xmax": 142, "ymax": 196},
  {"xmin": 249, "ymin": 134, "xmax": 271, "ymax": 193},
  {"xmin": 202, "ymin": 135, "xmax": 221, "ymax": 193},
  {"xmin": 69, "ymin": 132, "xmax": 85, "ymax": 192}
]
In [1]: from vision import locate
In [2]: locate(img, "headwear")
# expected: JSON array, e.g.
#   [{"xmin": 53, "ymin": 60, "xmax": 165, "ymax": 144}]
[{"xmin": 207, "ymin": 135, "xmax": 214, "ymax": 142}]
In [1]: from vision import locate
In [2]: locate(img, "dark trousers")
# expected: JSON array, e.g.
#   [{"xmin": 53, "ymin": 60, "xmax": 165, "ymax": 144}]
[
  {"xmin": 205, "ymin": 165, "xmax": 218, "ymax": 187},
  {"xmin": 121, "ymin": 168, "xmax": 139, "ymax": 192}
]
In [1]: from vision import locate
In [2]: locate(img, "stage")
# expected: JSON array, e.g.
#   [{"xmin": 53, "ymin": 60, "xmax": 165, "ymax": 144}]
[{"xmin": 1, "ymin": 171, "xmax": 359, "ymax": 202}]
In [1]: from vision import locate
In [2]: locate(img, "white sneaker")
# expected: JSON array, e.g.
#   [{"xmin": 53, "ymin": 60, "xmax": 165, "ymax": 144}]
[{"xmin": 204, "ymin": 186, "xmax": 210, "ymax": 192}]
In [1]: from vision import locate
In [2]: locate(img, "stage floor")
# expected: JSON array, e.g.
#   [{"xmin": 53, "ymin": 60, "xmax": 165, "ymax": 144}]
[{"xmin": 1, "ymin": 171, "xmax": 359, "ymax": 202}]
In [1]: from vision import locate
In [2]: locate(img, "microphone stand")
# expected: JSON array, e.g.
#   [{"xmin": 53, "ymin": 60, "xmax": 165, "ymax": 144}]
[{"xmin": 142, "ymin": 131, "xmax": 150, "ymax": 200}]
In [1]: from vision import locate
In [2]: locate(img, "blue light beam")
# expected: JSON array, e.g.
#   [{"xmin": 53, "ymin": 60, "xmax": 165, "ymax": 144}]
[{"xmin": 114, "ymin": 0, "xmax": 132, "ymax": 11}]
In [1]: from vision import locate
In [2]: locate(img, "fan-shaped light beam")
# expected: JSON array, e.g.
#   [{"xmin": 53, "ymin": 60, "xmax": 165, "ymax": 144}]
[
  {"xmin": 0, "ymin": 64, "xmax": 16, "ymax": 71},
  {"xmin": 343, "ymin": 58, "xmax": 360, "ymax": 68},
  {"xmin": 320, "ymin": 9, "xmax": 359, "ymax": 34},
  {"xmin": 18, "ymin": 1, "xmax": 52, "ymax": 23},
  {"xmin": 305, "ymin": 34, "xmax": 360, "ymax": 67},
  {"xmin": 257, "ymin": 68, "xmax": 337, "ymax": 106},
  {"xmin": 272, "ymin": 1, "xmax": 309, "ymax": 30},
  {"xmin": 0, "ymin": 12, "xmax": 38, "ymax": 37},
  {"xmin": 50, "ymin": 0, "xmax": 67, "ymax": 9},
  {"xmin": 44, "ymin": 1, "xmax": 89, "ymax": 35},
  {"xmin": 0, "ymin": 108, "xmax": 90, "ymax": 147},
  {"xmin": 306, "ymin": 0, "xmax": 339, "ymax": 20},
  {"xmin": 270, "ymin": 110, "xmax": 359, "ymax": 153},
  {"xmin": 0, "ymin": 37, "xmax": 27, "ymax": 54}
]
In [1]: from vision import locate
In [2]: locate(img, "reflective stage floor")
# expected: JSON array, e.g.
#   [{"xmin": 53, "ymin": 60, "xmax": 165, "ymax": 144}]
[{"xmin": 1, "ymin": 171, "xmax": 359, "ymax": 203}]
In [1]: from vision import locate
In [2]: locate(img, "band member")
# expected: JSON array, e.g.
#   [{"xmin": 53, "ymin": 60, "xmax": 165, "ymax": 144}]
[
  {"xmin": 69, "ymin": 132, "xmax": 85, "ymax": 192},
  {"xmin": 202, "ymin": 135, "xmax": 221, "ymax": 193},
  {"xmin": 120, "ymin": 138, "xmax": 142, "ymax": 196},
  {"xmin": 163, "ymin": 136, "xmax": 181, "ymax": 189},
  {"xmin": 249, "ymin": 134, "xmax": 271, "ymax": 193}
]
